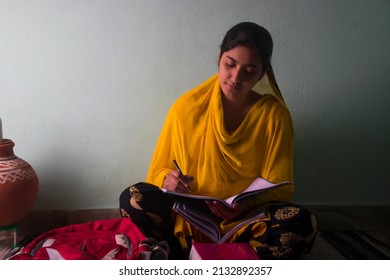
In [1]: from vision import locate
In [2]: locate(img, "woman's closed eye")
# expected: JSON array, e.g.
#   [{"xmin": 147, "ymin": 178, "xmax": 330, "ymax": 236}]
[
  {"xmin": 226, "ymin": 62, "xmax": 235, "ymax": 68},
  {"xmin": 244, "ymin": 67, "xmax": 258, "ymax": 75}
]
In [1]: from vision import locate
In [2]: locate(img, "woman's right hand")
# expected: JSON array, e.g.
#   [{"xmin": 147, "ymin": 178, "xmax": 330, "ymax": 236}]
[
  {"xmin": 163, "ymin": 170, "xmax": 193, "ymax": 193},
  {"xmin": 205, "ymin": 200, "xmax": 249, "ymax": 220}
]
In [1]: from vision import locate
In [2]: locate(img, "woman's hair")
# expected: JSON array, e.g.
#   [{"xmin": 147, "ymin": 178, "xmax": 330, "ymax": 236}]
[{"xmin": 219, "ymin": 22, "xmax": 273, "ymax": 72}]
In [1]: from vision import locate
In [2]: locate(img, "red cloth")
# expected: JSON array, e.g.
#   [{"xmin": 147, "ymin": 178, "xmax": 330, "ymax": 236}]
[{"xmin": 10, "ymin": 218, "xmax": 146, "ymax": 260}]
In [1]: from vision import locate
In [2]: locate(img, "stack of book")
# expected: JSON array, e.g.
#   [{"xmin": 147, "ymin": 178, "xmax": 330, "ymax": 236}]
[
  {"xmin": 163, "ymin": 177, "xmax": 290, "ymax": 260},
  {"xmin": 163, "ymin": 177, "xmax": 289, "ymax": 244}
]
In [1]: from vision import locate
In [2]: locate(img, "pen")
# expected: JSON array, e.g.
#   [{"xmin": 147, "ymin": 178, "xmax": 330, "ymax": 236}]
[
  {"xmin": 173, "ymin": 160, "xmax": 183, "ymax": 176},
  {"xmin": 173, "ymin": 160, "xmax": 191, "ymax": 192}
]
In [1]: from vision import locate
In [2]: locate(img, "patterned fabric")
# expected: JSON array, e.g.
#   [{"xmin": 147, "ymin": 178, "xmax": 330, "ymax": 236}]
[
  {"xmin": 119, "ymin": 183, "xmax": 316, "ymax": 260},
  {"xmin": 119, "ymin": 182, "xmax": 186, "ymax": 260},
  {"xmin": 237, "ymin": 203, "xmax": 317, "ymax": 259}
]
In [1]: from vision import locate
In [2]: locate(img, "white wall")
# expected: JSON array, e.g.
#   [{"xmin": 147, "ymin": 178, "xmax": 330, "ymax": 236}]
[{"xmin": 1, "ymin": 0, "xmax": 389, "ymax": 210}]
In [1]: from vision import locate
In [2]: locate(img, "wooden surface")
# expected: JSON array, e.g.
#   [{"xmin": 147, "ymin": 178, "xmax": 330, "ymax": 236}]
[
  {"xmin": 304, "ymin": 205, "xmax": 389, "ymax": 259},
  {"xmin": 9, "ymin": 205, "xmax": 390, "ymax": 260}
]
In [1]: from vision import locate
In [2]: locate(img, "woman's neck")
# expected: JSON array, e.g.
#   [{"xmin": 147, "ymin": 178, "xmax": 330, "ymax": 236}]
[{"xmin": 221, "ymin": 90, "xmax": 260, "ymax": 133}]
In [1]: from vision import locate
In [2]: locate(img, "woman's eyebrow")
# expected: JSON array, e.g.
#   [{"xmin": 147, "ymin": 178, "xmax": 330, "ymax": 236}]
[{"xmin": 226, "ymin": 55, "xmax": 259, "ymax": 68}]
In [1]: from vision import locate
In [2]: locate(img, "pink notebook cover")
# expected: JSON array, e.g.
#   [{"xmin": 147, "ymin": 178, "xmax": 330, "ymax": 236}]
[{"xmin": 189, "ymin": 242, "xmax": 260, "ymax": 260}]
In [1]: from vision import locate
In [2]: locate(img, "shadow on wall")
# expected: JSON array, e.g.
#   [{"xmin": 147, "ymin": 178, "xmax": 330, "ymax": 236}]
[
  {"xmin": 33, "ymin": 144, "xmax": 103, "ymax": 210},
  {"xmin": 293, "ymin": 89, "xmax": 390, "ymax": 206}
]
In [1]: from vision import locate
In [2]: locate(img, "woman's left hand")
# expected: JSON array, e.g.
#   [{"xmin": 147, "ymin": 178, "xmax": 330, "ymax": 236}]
[{"xmin": 205, "ymin": 200, "xmax": 248, "ymax": 220}]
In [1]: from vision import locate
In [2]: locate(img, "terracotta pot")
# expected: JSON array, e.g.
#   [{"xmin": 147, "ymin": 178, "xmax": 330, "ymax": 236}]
[{"xmin": 0, "ymin": 139, "xmax": 39, "ymax": 226}]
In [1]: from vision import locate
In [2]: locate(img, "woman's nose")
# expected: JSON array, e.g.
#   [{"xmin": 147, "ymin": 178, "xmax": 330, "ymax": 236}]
[{"xmin": 231, "ymin": 68, "xmax": 243, "ymax": 83}]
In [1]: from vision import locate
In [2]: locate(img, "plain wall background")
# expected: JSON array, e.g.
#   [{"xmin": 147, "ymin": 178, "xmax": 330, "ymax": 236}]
[{"xmin": 1, "ymin": 0, "xmax": 389, "ymax": 210}]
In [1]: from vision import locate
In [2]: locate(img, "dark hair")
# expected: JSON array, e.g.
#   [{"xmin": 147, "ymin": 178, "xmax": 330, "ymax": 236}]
[{"xmin": 219, "ymin": 22, "xmax": 273, "ymax": 72}]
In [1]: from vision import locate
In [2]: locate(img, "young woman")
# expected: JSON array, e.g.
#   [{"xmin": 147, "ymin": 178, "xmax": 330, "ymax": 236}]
[{"xmin": 120, "ymin": 22, "xmax": 316, "ymax": 259}]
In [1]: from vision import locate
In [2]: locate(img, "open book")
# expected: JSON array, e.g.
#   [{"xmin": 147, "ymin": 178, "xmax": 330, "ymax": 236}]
[
  {"xmin": 162, "ymin": 177, "xmax": 290, "ymax": 208},
  {"xmin": 163, "ymin": 177, "xmax": 290, "ymax": 243}
]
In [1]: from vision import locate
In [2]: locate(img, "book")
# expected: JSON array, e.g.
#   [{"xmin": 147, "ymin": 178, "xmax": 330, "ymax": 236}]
[
  {"xmin": 189, "ymin": 242, "xmax": 260, "ymax": 260},
  {"xmin": 174, "ymin": 200, "xmax": 266, "ymax": 243},
  {"xmin": 162, "ymin": 177, "xmax": 290, "ymax": 209},
  {"xmin": 164, "ymin": 177, "xmax": 290, "ymax": 243}
]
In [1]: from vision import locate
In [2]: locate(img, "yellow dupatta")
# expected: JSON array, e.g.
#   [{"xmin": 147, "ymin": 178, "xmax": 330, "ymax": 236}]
[{"xmin": 146, "ymin": 68, "xmax": 294, "ymax": 249}]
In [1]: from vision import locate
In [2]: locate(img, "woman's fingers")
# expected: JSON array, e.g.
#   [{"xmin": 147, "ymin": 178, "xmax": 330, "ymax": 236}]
[{"xmin": 163, "ymin": 171, "xmax": 192, "ymax": 193}]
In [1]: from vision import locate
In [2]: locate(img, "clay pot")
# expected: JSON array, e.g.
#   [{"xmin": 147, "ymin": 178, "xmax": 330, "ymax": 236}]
[{"xmin": 0, "ymin": 139, "xmax": 39, "ymax": 226}]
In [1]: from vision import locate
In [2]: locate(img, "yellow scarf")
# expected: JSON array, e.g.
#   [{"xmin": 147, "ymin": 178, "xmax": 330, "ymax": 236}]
[{"xmin": 146, "ymin": 68, "xmax": 294, "ymax": 249}]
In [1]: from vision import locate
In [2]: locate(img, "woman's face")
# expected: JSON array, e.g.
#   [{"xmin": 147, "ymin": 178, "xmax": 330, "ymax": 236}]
[{"xmin": 218, "ymin": 45, "xmax": 263, "ymax": 99}]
